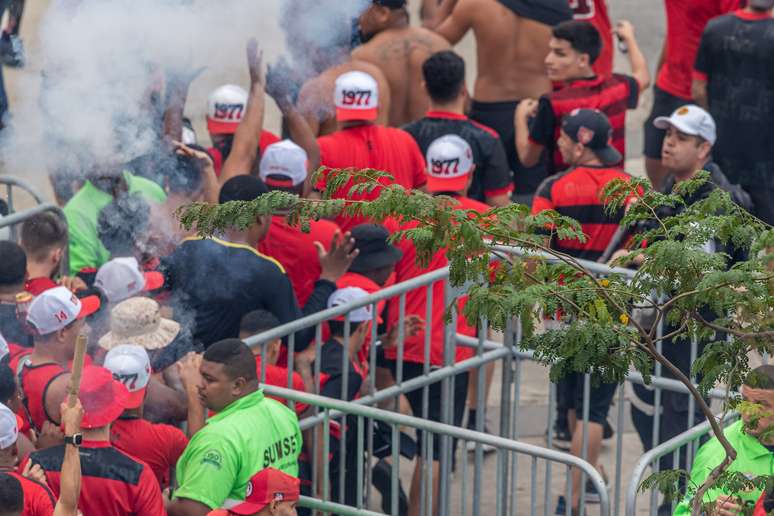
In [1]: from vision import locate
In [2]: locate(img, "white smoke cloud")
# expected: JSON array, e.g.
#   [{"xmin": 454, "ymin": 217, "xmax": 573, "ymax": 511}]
[{"xmin": 1, "ymin": 0, "xmax": 368, "ymax": 181}]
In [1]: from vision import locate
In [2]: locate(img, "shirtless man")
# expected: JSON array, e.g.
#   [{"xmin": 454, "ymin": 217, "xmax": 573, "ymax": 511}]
[
  {"xmin": 434, "ymin": 0, "xmax": 572, "ymax": 203},
  {"xmin": 354, "ymin": 0, "xmax": 450, "ymax": 127}
]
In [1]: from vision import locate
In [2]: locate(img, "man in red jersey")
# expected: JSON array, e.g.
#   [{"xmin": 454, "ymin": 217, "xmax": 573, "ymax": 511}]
[
  {"xmin": 315, "ymin": 70, "xmax": 427, "ymax": 233},
  {"xmin": 532, "ymin": 109, "xmax": 633, "ymax": 512},
  {"xmin": 642, "ymin": 0, "xmax": 741, "ymax": 190},
  {"xmin": 516, "ymin": 20, "xmax": 649, "ymax": 186},
  {"xmin": 0, "ymin": 403, "xmax": 55, "ymax": 515},
  {"xmin": 105, "ymin": 344, "xmax": 189, "ymax": 489},
  {"xmin": 26, "ymin": 365, "xmax": 165, "ymax": 515},
  {"xmin": 206, "ymin": 467, "xmax": 300, "ymax": 516},
  {"xmin": 257, "ymin": 140, "xmax": 340, "ymax": 306},
  {"xmin": 570, "ymin": 0, "xmax": 613, "ymax": 78}
]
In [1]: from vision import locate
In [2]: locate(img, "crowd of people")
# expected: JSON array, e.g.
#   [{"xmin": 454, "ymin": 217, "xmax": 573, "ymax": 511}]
[{"xmin": 0, "ymin": 0, "xmax": 772, "ymax": 515}]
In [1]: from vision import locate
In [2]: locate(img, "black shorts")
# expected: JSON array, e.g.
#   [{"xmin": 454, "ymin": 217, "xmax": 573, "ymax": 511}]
[
  {"xmin": 643, "ymin": 85, "xmax": 691, "ymax": 159},
  {"xmin": 469, "ymin": 99, "xmax": 547, "ymax": 197},
  {"xmin": 386, "ymin": 360, "xmax": 469, "ymax": 460},
  {"xmin": 557, "ymin": 372, "xmax": 617, "ymax": 425}
]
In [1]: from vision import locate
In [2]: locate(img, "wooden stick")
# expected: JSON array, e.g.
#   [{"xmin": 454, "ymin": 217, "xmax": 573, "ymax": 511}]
[{"xmin": 67, "ymin": 334, "xmax": 87, "ymax": 408}]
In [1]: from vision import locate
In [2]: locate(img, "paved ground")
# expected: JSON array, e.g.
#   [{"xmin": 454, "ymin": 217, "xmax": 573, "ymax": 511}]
[{"xmin": 2, "ymin": 1, "xmax": 672, "ymax": 514}]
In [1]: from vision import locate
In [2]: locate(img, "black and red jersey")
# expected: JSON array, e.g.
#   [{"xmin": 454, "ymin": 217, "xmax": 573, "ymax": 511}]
[
  {"xmin": 529, "ymin": 75, "xmax": 639, "ymax": 174},
  {"xmin": 27, "ymin": 440, "xmax": 165, "ymax": 516},
  {"xmin": 5, "ymin": 470, "xmax": 56, "ymax": 516},
  {"xmin": 531, "ymin": 165, "xmax": 632, "ymax": 261}
]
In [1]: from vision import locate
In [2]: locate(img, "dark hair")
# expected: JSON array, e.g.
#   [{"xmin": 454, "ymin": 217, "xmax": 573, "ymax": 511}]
[
  {"xmin": 240, "ymin": 310, "xmax": 280, "ymax": 336},
  {"xmin": 0, "ymin": 241, "xmax": 27, "ymax": 289},
  {"xmin": 203, "ymin": 338, "xmax": 258, "ymax": 382},
  {"xmin": 552, "ymin": 20, "xmax": 601, "ymax": 65},
  {"xmin": 745, "ymin": 365, "xmax": 774, "ymax": 390},
  {"xmin": 422, "ymin": 50, "xmax": 465, "ymax": 104},
  {"xmin": 97, "ymin": 194, "xmax": 150, "ymax": 257},
  {"xmin": 328, "ymin": 319, "xmax": 366, "ymax": 337},
  {"xmin": 0, "ymin": 364, "xmax": 15, "ymax": 405},
  {"xmin": 0, "ymin": 473, "xmax": 23, "ymax": 512},
  {"xmin": 167, "ymin": 144, "xmax": 208, "ymax": 196},
  {"xmin": 219, "ymin": 175, "xmax": 269, "ymax": 204},
  {"xmin": 20, "ymin": 212, "xmax": 68, "ymax": 262}
]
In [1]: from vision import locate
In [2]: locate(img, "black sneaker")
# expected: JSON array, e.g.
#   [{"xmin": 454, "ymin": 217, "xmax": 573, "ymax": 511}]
[
  {"xmin": 371, "ymin": 459, "xmax": 408, "ymax": 516},
  {"xmin": 554, "ymin": 496, "xmax": 578, "ymax": 516},
  {"xmin": 584, "ymin": 467, "xmax": 609, "ymax": 504},
  {"xmin": 546, "ymin": 422, "xmax": 572, "ymax": 451},
  {"xmin": 0, "ymin": 32, "xmax": 24, "ymax": 68},
  {"xmin": 603, "ymin": 419, "xmax": 614, "ymax": 441}
]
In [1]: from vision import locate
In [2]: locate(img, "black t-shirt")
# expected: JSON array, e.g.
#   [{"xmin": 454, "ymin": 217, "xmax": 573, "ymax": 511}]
[
  {"xmin": 319, "ymin": 338, "xmax": 363, "ymax": 402},
  {"xmin": 402, "ymin": 112, "xmax": 513, "ymax": 201},
  {"xmin": 0, "ymin": 303, "xmax": 31, "ymax": 347},
  {"xmin": 159, "ymin": 236, "xmax": 333, "ymax": 349},
  {"xmin": 496, "ymin": 0, "xmax": 572, "ymax": 25},
  {"xmin": 694, "ymin": 12, "xmax": 774, "ymax": 186}
]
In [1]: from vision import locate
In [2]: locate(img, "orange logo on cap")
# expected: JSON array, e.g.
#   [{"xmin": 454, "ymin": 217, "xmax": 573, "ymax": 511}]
[
  {"xmin": 677, "ymin": 107, "xmax": 690, "ymax": 116},
  {"xmin": 577, "ymin": 126, "xmax": 594, "ymax": 145}
]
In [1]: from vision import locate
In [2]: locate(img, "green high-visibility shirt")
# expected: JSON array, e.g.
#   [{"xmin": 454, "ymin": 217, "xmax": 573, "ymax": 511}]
[
  {"xmin": 674, "ymin": 420, "xmax": 774, "ymax": 515},
  {"xmin": 174, "ymin": 389, "xmax": 302, "ymax": 510},
  {"xmin": 63, "ymin": 171, "xmax": 166, "ymax": 275}
]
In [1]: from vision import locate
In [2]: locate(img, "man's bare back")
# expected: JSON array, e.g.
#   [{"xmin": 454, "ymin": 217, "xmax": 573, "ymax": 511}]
[
  {"xmin": 297, "ymin": 60, "xmax": 391, "ymax": 136},
  {"xmin": 436, "ymin": 0, "xmax": 570, "ymax": 101},
  {"xmin": 352, "ymin": 26, "xmax": 449, "ymax": 127}
]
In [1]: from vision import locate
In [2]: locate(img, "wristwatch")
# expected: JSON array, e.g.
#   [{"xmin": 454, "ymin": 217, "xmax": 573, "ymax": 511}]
[{"xmin": 64, "ymin": 433, "xmax": 82, "ymax": 447}]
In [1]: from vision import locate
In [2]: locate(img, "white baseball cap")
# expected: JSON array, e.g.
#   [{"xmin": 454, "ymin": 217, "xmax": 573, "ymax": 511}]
[
  {"xmin": 27, "ymin": 286, "xmax": 101, "ymax": 336},
  {"xmin": 95, "ymin": 257, "xmax": 165, "ymax": 304},
  {"xmin": 0, "ymin": 403, "xmax": 18, "ymax": 449},
  {"xmin": 206, "ymin": 84, "xmax": 248, "ymax": 135},
  {"xmin": 104, "ymin": 344, "xmax": 152, "ymax": 409},
  {"xmin": 327, "ymin": 287, "xmax": 382, "ymax": 323},
  {"xmin": 334, "ymin": 71, "xmax": 379, "ymax": 122},
  {"xmin": 654, "ymin": 105, "xmax": 717, "ymax": 145},
  {"xmin": 259, "ymin": 140, "xmax": 309, "ymax": 188},
  {"xmin": 425, "ymin": 135, "xmax": 475, "ymax": 193}
]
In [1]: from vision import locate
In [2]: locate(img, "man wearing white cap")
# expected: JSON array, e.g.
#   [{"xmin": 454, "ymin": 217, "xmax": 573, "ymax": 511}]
[
  {"xmin": 257, "ymin": 141, "xmax": 341, "ymax": 306},
  {"xmin": 425, "ymin": 134, "xmax": 490, "ymax": 213},
  {"xmin": 205, "ymin": 84, "xmax": 280, "ymax": 178},
  {"xmin": 315, "ymin": 70, "xmax": 428, "ymax": 233},
  {"xmin": 17, "ymin": 286, "xmax": 100, "ymax": 433},
  {"xmin": 105, "ymin": 344, "xmax": 189, "ymax": 489},
  {"xmin": 94, "ymin": 256, "xmax": 165, "ymax": 305}
]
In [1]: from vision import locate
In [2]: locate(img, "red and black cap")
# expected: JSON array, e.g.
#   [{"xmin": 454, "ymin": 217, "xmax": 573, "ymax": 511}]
[{"xmin": 561, "ymin": 108, "xmax": 622, "ymax": 166}]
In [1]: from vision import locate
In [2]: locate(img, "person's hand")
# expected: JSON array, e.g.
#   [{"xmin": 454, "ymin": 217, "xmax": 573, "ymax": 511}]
[
  {"xmin": 317, "ymin": 231, "xmax": 359, "ymax": 283},
  {"xmin": 383, "ymin": 315, "xmax": 424, "ymax": 348},
  {"xmin": 515, "ymin": 98, "xmax": 538, "ymax": 122},
  {"xmin": 613, "ymin": 20, "xmax": 636, "ymax": 43},
  {"xmin": 57, "ymin": 276, "xmax": 87, "ymax": 292},
  {"xmin": 714, "ymin": 495, "xmax": 743, "ymax": 516},
  {"xmin": 176, "ymin": 352, "xmax": 203, "ymax": 395},
  {"xmin": 36, "ymin": 421, "xmax": 64, "ymax": 449},
  {"xmin": 21, "ymin": 461, "xmax": 48, "ymax": 486},
  {"xmin": 265, "ymin": 59, "xmax": 297, "ymax": 111},
  {"xmin": 246, "ymin": 38, "xmax": 264, "ymax": 88},
  {"xmin": 294, "ymin": 344, "xmax": 316, "ymax": 373},
  {"xmin": 60, "ymin": 399, "xmax": 83, "ymax": 435},
  {"xmin": 173, "ymin": 141, "xmax": 214, "ymax": 171}
]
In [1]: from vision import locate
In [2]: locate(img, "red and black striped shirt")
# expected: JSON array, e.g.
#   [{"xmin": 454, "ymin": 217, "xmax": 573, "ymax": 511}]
[
  {"xmin": 529, "ymin": 74, "xmax": 639, "ymax": 174},
  {"xmin": 531, "ymin": 165, "xmax": 631, "ymax": 261}
]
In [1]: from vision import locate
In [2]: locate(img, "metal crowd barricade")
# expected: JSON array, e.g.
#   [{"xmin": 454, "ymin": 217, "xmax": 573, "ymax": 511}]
[
  {"xmin": 241, "ymin": 245, "xmax": 738, "ymax": 516},
  {"xmin": 625, "ymin": 413, "xmax": 739, "ymax": 516},
  {"xmin": 0, "ymin": 202, "xmax": 69, "ymax": 273},
  {"xmin": 0, "ymin": 176, "xmax": 47, "ymax": 241},
  {"xmin": 265, "ymin": 385, "xmax": 610, "ymax": 516}
]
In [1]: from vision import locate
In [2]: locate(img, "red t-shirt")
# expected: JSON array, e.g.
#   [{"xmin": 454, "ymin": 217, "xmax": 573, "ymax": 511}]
[
  {"xmin": 208, "ymin": 130, "xmax": 281, "ymax": 177},
  {"xmin": 6, "ymin": 470, "xmax": 56, "ymax": 516},
  {"xmin": 24, "ymin": 277, "xmax": 57, "ymax": 296},
  {"xmin": 26, "ymin": 441, "xmax": 165, "ymax": 516},
  {"xmin": 656, "ymin": 0, "xmax": 741, "ymax": 99},
  {"xmin": 258, "ymin": 215, "xmax": 340, "ymax": 305},
  {"xmin": 316, "ymin": 125, "xmax": 427, "ymax": 232},
  {"xmin": 255, "ymin": 357, "xmax": 309, "ymax": 416},
  {"xmin": 110, "ymin": 417, "xmax": 189, "ymax": 489},
  {"xmin": 571, "ymin": 0, "xmax": 613, "ymax": 78}
]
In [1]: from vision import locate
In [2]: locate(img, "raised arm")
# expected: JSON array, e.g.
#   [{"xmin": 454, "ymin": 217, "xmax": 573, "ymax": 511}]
[
  {"xmin": 220, "ymin": 38, "xmax": 266, "ymax": 185},
  {"xmin": 422, "ymin": 0, "xmax": 459, "ymax": 29},
  {"xmin": 54, "ymin": 399, "xmax": 83, "ymax": 516},
  {"xmin": 434, "ymin": 0, "xmax": 473, "ymax": 45},
  {"xmin": 614, "ymin": 20, "xmax": 650, "ymax": 92}
]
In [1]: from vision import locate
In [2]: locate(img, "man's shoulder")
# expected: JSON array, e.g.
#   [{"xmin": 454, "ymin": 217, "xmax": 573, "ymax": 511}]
[
  {"xmin": 32, "ymin": 444, "xmax": 149, "ymax": 484},
  {"xmin": 180, "ymin": 237, "xmax": 286, "ymax": 275}
]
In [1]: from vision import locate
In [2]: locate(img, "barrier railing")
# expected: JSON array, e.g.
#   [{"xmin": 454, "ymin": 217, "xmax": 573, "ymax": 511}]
[
  {"xmin": 241, "ymin": 246, "xmax": 735, "ymax": 516},
  {"xmin": 0, "ymin": 203, "xmax": 69, "ymax": 273},
  {"xmin": 0, "ymin": 176, "xmax": 47, "ymax": 241},
  {"xmin": 266, "ymin": 385, "xmax": 610, "ymax": 516},
  {"xmin": 624, "ymin": 413, "xmax": 739, "ymax": 516}
]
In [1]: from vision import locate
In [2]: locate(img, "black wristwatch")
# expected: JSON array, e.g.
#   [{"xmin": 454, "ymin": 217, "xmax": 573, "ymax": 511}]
[{"xmin": 64, "ymin": 433, "xmax": 82, "ymax": 447}]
